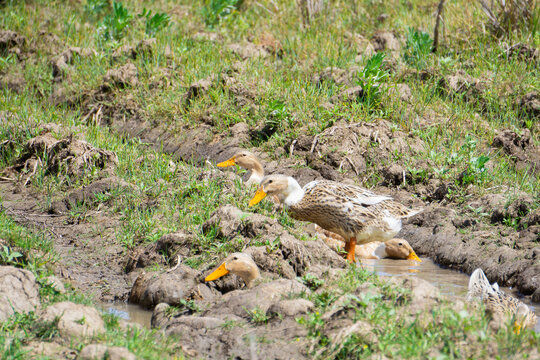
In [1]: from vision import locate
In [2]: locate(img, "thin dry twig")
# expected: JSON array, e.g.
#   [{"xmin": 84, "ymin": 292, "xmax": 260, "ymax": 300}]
[{"xmin": 432, "ymin": 0, "xmax": 446, "ymax": 53}]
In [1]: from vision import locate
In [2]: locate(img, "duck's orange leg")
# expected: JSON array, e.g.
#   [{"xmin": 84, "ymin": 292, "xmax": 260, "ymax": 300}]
[{"xmin": 346, "ymin": 237, "xmax": 356, "ymax": 263}]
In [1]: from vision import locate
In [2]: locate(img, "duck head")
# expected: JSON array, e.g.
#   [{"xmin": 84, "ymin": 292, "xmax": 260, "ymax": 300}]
[
  {"xmin": 249, "ymin": 174, "xmax": 302, "ymax": 206},
  {"xmin": 513, "ymin": 304, "xmax": 532, "ymax": 334},
  {"xmin": 217, "ymin": 151, "xmax": 265, "ymax": 185},
  {"xmin": 217, "ymin": 151, "xmax": 261, "ymax": 171},
  {"xmin": 383, "ymin": 238, "xmax": 421, "ymax": 261},
  {"xmin": 205, "ymin": 252, "xmax": 260, "ymax": 288}
]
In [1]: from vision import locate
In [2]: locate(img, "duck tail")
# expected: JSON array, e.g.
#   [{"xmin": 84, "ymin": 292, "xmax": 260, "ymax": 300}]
[
  {"xmin": 402, "ymin": 207, "xmax": 423, "ymax": 218},
  {"xmin": 467, "ymin": 268, "xmax": 497, "ymax": 301}
]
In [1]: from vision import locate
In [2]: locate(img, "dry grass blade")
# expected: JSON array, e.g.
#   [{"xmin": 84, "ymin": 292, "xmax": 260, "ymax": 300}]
[{"xmin": 477, "ymin": 0, "xmax": 536, "ymax": 36}]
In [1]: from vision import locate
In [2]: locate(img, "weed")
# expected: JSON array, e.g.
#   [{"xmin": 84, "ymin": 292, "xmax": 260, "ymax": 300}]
[
  {"xmin": 201, "ymin": 0, "xmax": 243, "ymax": 28},
  {"xmin": 98, "ymin": 1, "xmax": 132, "ymax": 43},
  {"xmin": 84, "ymin": 0, "xmax": 109, "ymax": 16},
  {"xmin": 300, "ymin": 273, "xmax": 324, "ymax": 291},
  {"xmin": 245, "ymin": 306, "xmax": 269, "ymax": 325},
  {"xmin": 355, "ymin": 52, "xmax": 389, "ymax": 110},
  {"xmin": 403, "ymin": 27, "xmax": 433, "ymax": 69},
  {"xmin": 139, "ymin": 8, "xmax": 171, "ymax": 36},
  {"xmin": 0, "ymin": 245, "xmax": 23, "ymax": 266}
]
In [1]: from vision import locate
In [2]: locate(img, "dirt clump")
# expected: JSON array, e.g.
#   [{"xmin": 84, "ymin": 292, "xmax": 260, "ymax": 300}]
[
  {"xmin": 371, "ymin": 30, "xmax": 401, "ymax": 52},
  {"xmin": 0, "ymin": 30, "xmax": 26, "ymax": 57},
  {"xmin": 38, "ymin": 301, "xmax": 106, "ymax": 338},
  {"xmin": 228, "ymin": 42, "xmax": 270, "ymax": 60},
  {"xmin": 0, "ymin": 70, "xmax": 26, "ymax": 93},
  {"xmin": 51, "ymin": 47, "xmax": 96, "ymax": 80},
  {"xmin": 438, "ymin": 71, "xmax": 486, "ymax": 104},
  {"xmin": 0, "ymin": 266, "xmax": 40, "ymax": 322},
  {"xmin": 185, "ymin": 75, "xmax": 215, "ymax": 104},
  {"xmin": 79, "ymin": 344, "xmax": 136, "ymax": 360},
  {"xmin": 267, "ymin": 298, "xmax": 314, "ymax": 317},
  {"xmin": 50, "ymin": 176, "xmax": 133, "ymax": 214},
  {"xmin": 112, "ymin": 38, "xmax": 156, "ymax": 61},
  {"xmin": 517, "ymin": 91, "xmax": 540, "ymax": 119},
  {"xmin": 312, "ymin": 66, "xmax": 361, "ymax": 87},
  {"xmin": 128, "ymin": 264, "xmax": 217, "ymax": 308},
  {"xmin": 287, "ymin": 119, "xmax": 425, "ymax": 181},
  {"xmin": 12, "ymin": 132, "xmax": 118, "ymax": 182},
  {"xmin": 124, "ymin": 231, "xmax": 195, "ymax": 272},
  {"xmin": 492, "ymin": 129, "xmax": 539, "ymax": 174},
  {"xmin": 503, "ymin": 43, "xmax": 538, "ymax": 63},
  {"xmin": 102, "ymin": 63, "xmax": 138, "ymax": 90},
  {"xmin": 22, "ymin": 341, "xmax": 75, "ymax": 359}
]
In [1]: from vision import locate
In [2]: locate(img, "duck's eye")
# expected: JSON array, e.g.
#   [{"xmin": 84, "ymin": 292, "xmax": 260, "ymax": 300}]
[
  {"xmin": 398, "ymin": 242, "xmax": 403, "ymax": 246},
  {"xmin": 268, "ymin": 180, "xmax": 273, "ymax": 184}
]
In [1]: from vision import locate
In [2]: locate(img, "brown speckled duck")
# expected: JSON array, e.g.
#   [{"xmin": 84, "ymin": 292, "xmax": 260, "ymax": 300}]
[
  {"xmin": 324, "ymin": 237, "xmax": 421, "ymax": 261},
  {"xmin": 467, "ymin": 268, "xmax": 537, "ymax": 333},
  {"xmin": 249, "ymin": 174, "xmax": 422, "ymax": 263}
]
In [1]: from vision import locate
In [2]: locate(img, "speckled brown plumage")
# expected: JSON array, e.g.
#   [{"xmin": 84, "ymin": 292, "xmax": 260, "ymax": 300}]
[
  {"xmin": 467, "ymin": 268, "xmax": 537, "ymax": 330},
  {"xmin": 249, "ymin": 175, "xmax": 422, "ymax": 262}
]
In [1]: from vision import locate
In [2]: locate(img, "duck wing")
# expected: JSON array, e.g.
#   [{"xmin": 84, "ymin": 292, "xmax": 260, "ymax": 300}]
[
  {"xmin": 303, "ymin": 180, "xmax": 392, "ymax": 206},
  {"xmin": 467, "ymin": 268, "xmax": 535, "ymax": 321},
  {"xmin": 291, "ymin": 181, "xmax": 395, "ymax": 238}
]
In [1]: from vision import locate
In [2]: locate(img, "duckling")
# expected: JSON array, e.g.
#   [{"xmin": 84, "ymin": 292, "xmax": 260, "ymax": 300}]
[
  {"xmin": 467, "ymin": 268, "xmax": 537, "ymax": 332},
  {"xmin": 324, "ymin": 237, "xmax": 421, "ymax": 261},
  {"xmin": 205, "ymin": 252, "xmax": 260, "ymax": 289},
  {"xmin": 249, "ymin": 174, "xmax": 421, "ymax": 263},
  {"xmin": 217, "ymin": 151, "xmax": 265, "ymax": 186}
]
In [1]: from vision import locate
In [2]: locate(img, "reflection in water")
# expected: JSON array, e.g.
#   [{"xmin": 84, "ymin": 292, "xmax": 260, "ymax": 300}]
[
  {"xmin": 102, "ymin": 258, "xmax": 539, "ymax": 332},
  {"xmin": 362, "ymin": 257, "xmax": 540, "ymax": 332},
  {"xmin": 103, "ymin": 303, "xmax": 152, "ymax": 328}
]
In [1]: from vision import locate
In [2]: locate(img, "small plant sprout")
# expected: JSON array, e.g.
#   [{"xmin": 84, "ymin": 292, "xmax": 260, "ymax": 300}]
[
  {"xmin": 98, "ymin": 1, "xmax": 132, "ymax": 42},
  {"xmin": 139, "ymin": 8, "xmax": 171, "ymax": 36},
  {"xmin": 403, "ymin": 27, "xmax": 433, "ymax": 69},
  {"xmin": 356, "ymin": 52, "xmax": 390, "ymax": 110}
]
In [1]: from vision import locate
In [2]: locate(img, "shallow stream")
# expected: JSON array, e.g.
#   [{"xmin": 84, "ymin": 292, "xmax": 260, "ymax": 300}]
[{"xmin": 102, "ymin": 257, "xmax": 540, "ymax": 331}]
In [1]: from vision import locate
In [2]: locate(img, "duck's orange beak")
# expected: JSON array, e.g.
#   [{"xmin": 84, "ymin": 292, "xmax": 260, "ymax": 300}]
[
  {"xmin": 249, "ymin": 188, "xmax": 267, "ymax": 207},
  {"xmin": 217, "ymin": 157, "xmax": 236, "ymax": 167},
  {"xmin": 407, "ymin": 251, "xmax": 422, "ymax": 262},
  {"xmin": 205, "ymin": 263, "xmax": 229, "ymax": 282}
]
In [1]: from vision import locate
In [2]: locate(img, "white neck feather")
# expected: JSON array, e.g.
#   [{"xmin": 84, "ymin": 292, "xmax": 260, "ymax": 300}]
[
  {"xmin": 374, "ymin": 243, "xmax": 388, "ymax": 259},
  {"xmin": 284, "ymin": 177, "xmax": 304, "ymax": 206},
  {"xmin": 246, "ymin": 172, "xmax": 263, "ymax": 186}
]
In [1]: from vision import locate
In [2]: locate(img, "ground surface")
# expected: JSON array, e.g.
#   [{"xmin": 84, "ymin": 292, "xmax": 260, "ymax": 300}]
[{"xmin": 0, "ymin": 0, "xmax": 539, "ymax": 359}]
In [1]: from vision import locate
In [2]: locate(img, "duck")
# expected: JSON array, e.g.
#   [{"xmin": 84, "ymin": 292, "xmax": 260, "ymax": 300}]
[
  {"xmin": 467, "ymin": 268, "xmax": 537, "ymax": 333},
  {"xmin": 249, "ymin": 174, "xmax": 422, "ymax": 263},
  {"xmin": 217, "ymin": 150, "xmax": 265, "ymax": 186},
  {"xmin": 205, "ymin": 252, "xmax": 260, "ymax": 289},
  {"xmin": 324, "ymin": 237, "xmax": 421, "ymax": 261}
]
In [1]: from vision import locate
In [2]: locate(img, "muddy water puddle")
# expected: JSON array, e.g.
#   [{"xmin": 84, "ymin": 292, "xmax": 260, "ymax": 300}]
[
  {"xmin": 362, "ymin": 257, "xmax": 540, "ymax": 331},
  {"xmin": 102, "ymin": 303, "xmax": 152, "ymax": 328},
  {"xmin": 101, "ymin": 259, "xmax": 539, "ymax": 331}
]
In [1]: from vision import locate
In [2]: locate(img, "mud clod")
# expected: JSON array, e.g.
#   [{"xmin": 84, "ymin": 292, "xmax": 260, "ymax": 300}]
[
  {"xmin": 492, "ymin": 129, "xmax": 539, "ymax": 173},
  {"xmin": 50, "ymin": 176, "xmax": 132, "ymax": 214},
  {"xmin": 228, "ymin": 42, "xmax": 270, "ymax": 60},
  {"xmin": 185, "ymin": 76, "xmax": 214, "ymax": 104},
  {"xmin": 371, "ymin": 30, "xmax": 401, "ymax": 52},
  {"xmin": 102, "ymin": 63, "xmax": 138, "ymax": 90},
  {"xmin": 438, "ymin": 71, "xmax": 485, "ymax": 103},
  {"xmin": 517, "ymin": 92, "xmax": 540, "ymax": 119},
  {"xmin": 14, "ymin": 133, "xmax": 118, "ymax": 181},
  {"xmin": 0, "ymin": 30, "xmax": 26, "ymax": 56}
]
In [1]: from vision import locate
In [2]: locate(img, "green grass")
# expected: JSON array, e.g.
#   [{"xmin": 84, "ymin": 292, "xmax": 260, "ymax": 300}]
[
  {"xmin": 0, "ymin": 0, "xmax": 538, "ymax": 358},
  {"xmin": 298, "ymin": 266, "xmax": 540, "ymax": 359}
]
